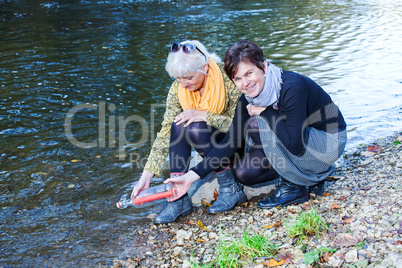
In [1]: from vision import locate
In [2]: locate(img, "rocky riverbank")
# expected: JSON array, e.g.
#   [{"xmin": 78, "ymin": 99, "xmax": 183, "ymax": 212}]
[{"xmin": 113, "ymin": 132, "xmax": 402, "ymax": 268}]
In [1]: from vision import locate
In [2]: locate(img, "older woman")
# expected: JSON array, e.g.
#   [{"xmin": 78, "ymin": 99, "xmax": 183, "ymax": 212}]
[
  {"xmin": 166, "ymin": 40, "xmax": 347, "ymax": 209},
  {"xmin": 131, "ymin": 40, "xmax": 246, "ymax": 224}
]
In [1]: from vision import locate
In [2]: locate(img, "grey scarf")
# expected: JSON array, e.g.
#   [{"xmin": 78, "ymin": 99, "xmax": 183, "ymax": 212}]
[{"xmin": 245, "ymin": 61, "xmax": 282, "ymax": 109}]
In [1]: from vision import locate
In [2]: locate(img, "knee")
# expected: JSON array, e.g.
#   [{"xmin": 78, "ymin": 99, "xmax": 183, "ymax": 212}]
[{"xmin": 187, "ymin": 122, "xmax": 208, "ymax": 144}]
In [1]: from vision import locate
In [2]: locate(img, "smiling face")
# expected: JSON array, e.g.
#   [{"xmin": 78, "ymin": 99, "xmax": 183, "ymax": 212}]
[{"xmin": 232, "ymin": 61, "xmax": 268, "ymax": 98}]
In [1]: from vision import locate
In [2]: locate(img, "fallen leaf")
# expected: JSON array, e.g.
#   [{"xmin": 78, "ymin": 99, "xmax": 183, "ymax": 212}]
[
  {"xmin": 262, "ymin": 221, "xmax": 281, "ymax": 229},
  {"xmin": 338, "ymin": 196, "xmax": 347, "ymax": 201},
  {"xmin": 262, "ymin": 259, "xmax": 285, "ymax": 267},
  {"xmin": 367, "ymin": 145, "xmax": 382, "ymax": 152},
  {"xmin": 201, "ymin": 200, "xmax": 211, "ymax": 207},
  {"xmin": 240, "ymin": 202, "xmax": 249, "ymax": 207},
  {"xmin": 323, "ymin": 193, "xmax": 331, "ymax": 196},
  {"xmin": 321, "ymin": 251, "xmax": 332, "ymax": 262},
  {"xmin": 128, "ymin": 70, "xmax": 135, "ymax": 73},
  {"xmin": 330, "ymin": 203, "xmax": 340, "ymax": 209},
  {"xmin": 197, "ymin": 238, "xmax": 206, "ymax": 243},
  {"xmin": 213, "ymin": 189, "xmax": 219, "ymax": 201},
  {"xmin": 96, "ymin": 155, "xmax": 101, "ymax": 158},
  {"xmin": 277, "ymin": 253, "xmax": 292, "ymax": 264},
  {"xmin": 197, "ymin": 220, "xmax": 207, "ymax": 231},
  {"xmin": 341, "ymin": 216, "xmax": 356, "ymax": 224},
  {"xmin": 71, "ymin": 159, "xmax": 81, "ymax": 162},
  {"xmin": 334, "ymin": 232, "xmax": 365, "ymax": 247}
]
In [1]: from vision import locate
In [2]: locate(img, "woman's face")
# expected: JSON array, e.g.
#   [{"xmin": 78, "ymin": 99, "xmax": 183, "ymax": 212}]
[
  {"xmin": 176, "ymin": 64, "xmax": 208, "ymax": 93},
  {"xmin": 232, "ymin": 61, "xmax": 267, "ymax": 98}
]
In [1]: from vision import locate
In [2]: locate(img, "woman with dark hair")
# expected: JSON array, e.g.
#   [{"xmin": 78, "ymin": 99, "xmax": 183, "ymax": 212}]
[
  {"xmin": 131, "ymin": 40, "xmax": 246, "ymax": 224},
  {"xmin": 166, "ymin": 40, "xmax": 347, "ymax": 209}
]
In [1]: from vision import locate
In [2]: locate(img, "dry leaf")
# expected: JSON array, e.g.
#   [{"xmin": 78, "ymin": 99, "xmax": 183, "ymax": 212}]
[
  {"xmin": 335, "ymin": 232, "xmax": 365, "ymax": 247},
  {"xmin": 367, "ymin": 145, "xmax": 382, "ymax": 152},
  {"xmin": 262, "ymin": 221, "xmax": 281, "ymax": 229},
  {"xmin": 277, "ymin": 253, "xmax": 293, "ymax": 264},
  {"xmin": 213, "ymin": 189, "xmax": 219, "ymax": 201},
  {"xmin": 338, "ymin": 196, "xmax": 347, "ymax": 201},
  {"xmin": 330, "ymin": 203, "xmax": 340, "ymax": 209},
  {"xmin": 197, "ymin": 238, "xmax": 206, "ymax": 243},
  {"xmin": 321, "ymin": 251, "xmax": 332, "ymax": 262},
  {"xmin": 71, "ymin": 159, "xmax": 81, "ymax": 162},
  {"xmin": 327, "ymin": 175, "xmax": 344, "ymax": 180},
  {"xmin": 201, "ymin": 200, "xmax": 211, "ymax": 207},
  {"xmin": 341, "ymin": 216, "xmax": 356, "ymax": 224},
  {"xmin": 197, "ymin": 220, "xmax": 207, "ymax": 231},
  {"xmin": 323, "ymin": 193, "xmax": 331, "ymax": 196},
  {"xmin": 262, "ymin": 259, "xmax": 285, "ymax": 267}
]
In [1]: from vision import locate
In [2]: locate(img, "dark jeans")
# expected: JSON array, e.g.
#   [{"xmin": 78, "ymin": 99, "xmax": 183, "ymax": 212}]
[
  {"xmin": 169, "ymin": 118, "xmax": 277, "ymax": 185},
  {"xmin": 169, "ymin": 121, "xmax": 226, "ymax": 174}
]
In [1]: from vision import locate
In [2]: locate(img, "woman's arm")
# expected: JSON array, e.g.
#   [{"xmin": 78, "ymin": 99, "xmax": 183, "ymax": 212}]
[{"xmin": 260, "ymin": 82, "xmax": 308, "ymax": 155}]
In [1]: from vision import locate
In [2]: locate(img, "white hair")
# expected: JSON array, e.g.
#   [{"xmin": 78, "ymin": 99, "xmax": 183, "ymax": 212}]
[{"xmin": 165, "ymin": 40, "xmax": 221, "ymax": 78}]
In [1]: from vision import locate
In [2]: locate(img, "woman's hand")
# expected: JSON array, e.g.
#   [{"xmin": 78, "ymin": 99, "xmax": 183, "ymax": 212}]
[
  {"xmin": 246, "ymin": 104, "xmax": 267, "ymax": 116},
  {"xmin": 174, "ymin": 109, "xmax": 207, "ymax": 127},
  {"xmin": 131, "ymin": 170, "xmax": 154, "ymax": 200},
  {"xmin": 164, "ymin": 171, "xmax": 200, "ymax": 201}
]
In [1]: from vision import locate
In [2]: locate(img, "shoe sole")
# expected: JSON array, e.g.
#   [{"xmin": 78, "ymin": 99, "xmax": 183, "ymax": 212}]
[
  {"xmin": 258, "ymin": 195, "xmax": 309, "ymax": 209},
  {"xmin": 153, "ymin": 208, "xmax": 192, "ymax": 224},
  {"xmin": 207, "ymin": 194, "xmax": 248, "ymax": 214}
]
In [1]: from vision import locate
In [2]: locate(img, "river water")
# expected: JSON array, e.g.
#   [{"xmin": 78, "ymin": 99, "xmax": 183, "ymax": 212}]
[{"xmin": 0, "ymin": 0, "xmax": 401, "ymax": 266}]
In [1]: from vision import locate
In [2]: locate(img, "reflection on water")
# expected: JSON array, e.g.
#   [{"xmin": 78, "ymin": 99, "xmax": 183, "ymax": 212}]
[{"xmin": 0, "ymin": 0, "xmax": 401, "ymax": 266}]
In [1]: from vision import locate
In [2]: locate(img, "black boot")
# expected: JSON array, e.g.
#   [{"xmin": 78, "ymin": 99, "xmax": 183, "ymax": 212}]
[
  {"xmin": 307, "ymin": 181, "xmax": 325, "ymax": 196},
  {"xmin": 257, "ymin": 178, "xmax": 308, "ymax": 209}
]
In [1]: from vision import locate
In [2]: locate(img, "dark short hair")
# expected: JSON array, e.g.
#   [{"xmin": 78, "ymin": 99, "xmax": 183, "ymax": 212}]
[{"xmin": 224, "ymin": 40, "xmax": 266, "ymax": 81}]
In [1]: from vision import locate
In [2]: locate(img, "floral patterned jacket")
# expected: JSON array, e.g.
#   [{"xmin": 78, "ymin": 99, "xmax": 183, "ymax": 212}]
[{"xmin": 144, "ymin": 66, "xmax": 241, "ymax": 176}]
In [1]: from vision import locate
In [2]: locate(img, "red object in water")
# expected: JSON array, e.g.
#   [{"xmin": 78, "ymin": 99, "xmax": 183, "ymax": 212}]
[{"xmin": 133, "ymin": 190, "xmax": 174, "ymax": 205}]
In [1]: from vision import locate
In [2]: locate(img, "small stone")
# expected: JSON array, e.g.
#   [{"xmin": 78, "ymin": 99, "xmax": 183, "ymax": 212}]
[
  {"xmin": 208, "ymin": 232, "xmax": 218, "ymax": 240},
  {"xmin": 146, "ymin": 213, "xmax": 157, "ymax": 220},
  {"xmin": 287, "ymin": 205, "xmax": 301, "ymax": 213},
  {"xmin": 176, "ymin": 230, "xmax": 192, "ymax": 245},
  {"xmin": 173, "ymin": 246, "xmax": 183, "ymax": 257},
  {"xmin": 345, "ymin": 249, "xmax": 359, "ymax": 263},
  {"xmin": 182, "ymin": 260, "xmax": 191, "ymax": 268}
]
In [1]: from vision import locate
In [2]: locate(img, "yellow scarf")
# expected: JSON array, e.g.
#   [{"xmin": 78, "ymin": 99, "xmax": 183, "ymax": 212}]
[{"xmin": 178, "ymin": 58, "xmax": 225, "ymax": 115}]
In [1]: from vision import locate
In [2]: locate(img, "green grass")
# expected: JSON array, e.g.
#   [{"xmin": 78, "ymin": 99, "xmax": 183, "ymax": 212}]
[
  {"xmin": 191, "ymin": 228, "xmax": 278, "ymax": 268},
  {"xmin": 286, "ymin": 207, "xmax": 329, "ymax": 243}
]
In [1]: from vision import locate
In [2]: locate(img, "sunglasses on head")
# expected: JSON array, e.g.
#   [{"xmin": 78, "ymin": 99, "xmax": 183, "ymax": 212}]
[{"xmin": 171, "ymin": 42, "xmax": 207, "ymax": 59}]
